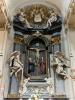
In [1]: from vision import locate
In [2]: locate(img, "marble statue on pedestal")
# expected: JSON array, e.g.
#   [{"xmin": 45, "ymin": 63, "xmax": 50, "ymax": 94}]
[
  {"xmin": 53, "ymin": 51, "xmax": 70, "ymax": 79},
  {"xmin": 8, "ymin": 51, "xmax": 23, "ymax": 78},
  {"xmin": 8, "ymin": 51, "xmax": 24, "ymax": 92}
]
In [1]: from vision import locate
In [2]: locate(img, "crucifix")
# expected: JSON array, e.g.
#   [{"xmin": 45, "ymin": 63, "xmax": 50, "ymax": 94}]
[{"xmin": 29, "ymin": 47, "xmax": 45, "ymax": 65}]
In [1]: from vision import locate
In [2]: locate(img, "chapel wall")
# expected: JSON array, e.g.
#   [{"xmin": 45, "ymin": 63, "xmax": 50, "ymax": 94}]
[
  {"xmin": 68, "ymin": 30, "xmax": 75, "ymax": 99},
  {"xmin": 0, "ymin": 29, "xmax": 14, "ymax": 98}
]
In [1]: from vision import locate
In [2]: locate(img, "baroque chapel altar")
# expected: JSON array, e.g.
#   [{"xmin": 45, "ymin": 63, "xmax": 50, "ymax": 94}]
[{"xmin": 7, "ymin": 3, "xmax": 69, "ymax": 100}]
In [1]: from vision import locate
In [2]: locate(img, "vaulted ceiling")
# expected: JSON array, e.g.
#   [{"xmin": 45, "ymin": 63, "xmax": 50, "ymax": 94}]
[{"xmin": 4, "ymin": 0, "xmax": 71, "ymax": 17}]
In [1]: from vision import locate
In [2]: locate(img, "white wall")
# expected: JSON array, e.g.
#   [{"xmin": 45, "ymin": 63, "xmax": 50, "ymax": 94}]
[
  {"xmin": 0, "ymin": 29, "xmax": 14, "ymax": 98},
  {"xmin": 61, "ymin": 0, "xmax": 72, "ymax": 17},
  {"xmin": 67, "ymin": 29, "xmax": 75, "ymax": 100},
  {"xmin": 0, "ymin": 31, "xmax": 7, "ymax": 99},
  {"xmin": 3, "ymin": 30, "xmax": 14, "ymax": 97}
]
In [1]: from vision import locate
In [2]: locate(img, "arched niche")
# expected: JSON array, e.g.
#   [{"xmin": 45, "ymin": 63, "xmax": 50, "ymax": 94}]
[
  {"xmin": 26, "ymin": 35, "xmax": 50, "ymax": 47},
  {"xmin": 24, "ymin": 35, "xmax": 51, "ymax": 78}
]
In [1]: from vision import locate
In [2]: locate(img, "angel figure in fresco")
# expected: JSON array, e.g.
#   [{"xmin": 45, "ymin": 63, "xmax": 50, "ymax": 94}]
[
  {"xmin": 8, "ymin": 51, "xmax": 23, "ymax": 82},
  {"xmin": 53, "ymin": 51, "xmax": 70, "ymax": 79},
  {"xmin": 39, "ymin": 57, "xmax": 46, "ymax": 74},
  {"xmin": 47, "ymin": 10, "xmax": 57, "ymax": 27}
]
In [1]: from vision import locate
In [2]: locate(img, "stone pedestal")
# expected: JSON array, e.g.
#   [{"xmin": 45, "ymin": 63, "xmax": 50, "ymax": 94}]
[{"xmin": 21, "ymin": 78, "xmax": 54, "ymax": 99}]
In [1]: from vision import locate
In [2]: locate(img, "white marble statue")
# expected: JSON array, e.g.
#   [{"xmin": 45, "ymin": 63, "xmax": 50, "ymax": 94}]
[
  {"xmin": 20, "ymin": 12, "xmax": 31, "ymax": 28},
  {"xmin": 8, "ymin": 51, "xmax": 23, "ymax": 81},
  {"xmin": 47, "ymin": 10, "xmax": 57, "ymax": 27},
  {"xmin": 8, "ymin": 51, "xmax": 24, "ymax": 95},
  {"xmin": 53, "ymin": 51, "xmax": 69, "ymax": 79}
]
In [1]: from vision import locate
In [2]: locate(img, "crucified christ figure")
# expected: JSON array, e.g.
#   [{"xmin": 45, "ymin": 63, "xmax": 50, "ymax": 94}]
[{"xmin": 29, "ymin": 48, "xmax": 45, "ymax": 65}]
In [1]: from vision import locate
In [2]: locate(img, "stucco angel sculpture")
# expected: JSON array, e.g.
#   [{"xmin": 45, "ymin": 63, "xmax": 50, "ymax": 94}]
[
  {"xmin": 53, "ymin": 51, "xmax": 70, "ymax": 79},
  {"xmin": 8, "ymin": 51, "xmax": 23, "ymax": 81}
]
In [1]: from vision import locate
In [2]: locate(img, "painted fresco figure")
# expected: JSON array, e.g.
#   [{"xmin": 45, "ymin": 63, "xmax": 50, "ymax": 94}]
[
  {"xmin": 39, "ymin": 57, "xmax": 46, "ymax": 74},
  {"xmin": 28, "ymin": 57, "xmax": 35, "ymax": 75}
]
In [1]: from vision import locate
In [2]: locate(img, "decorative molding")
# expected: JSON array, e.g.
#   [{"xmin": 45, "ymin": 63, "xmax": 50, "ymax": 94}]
[
  {"xmin": 14, "ymin": 34, "xmax": 24, "ymax": 44},
  {"xmin": 51, "ymin": 35, "xmax": 61, "ymax": 45},
  {"xmin": 26, "ymin": 35, "xmax": 50, "ymax": 47}
]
